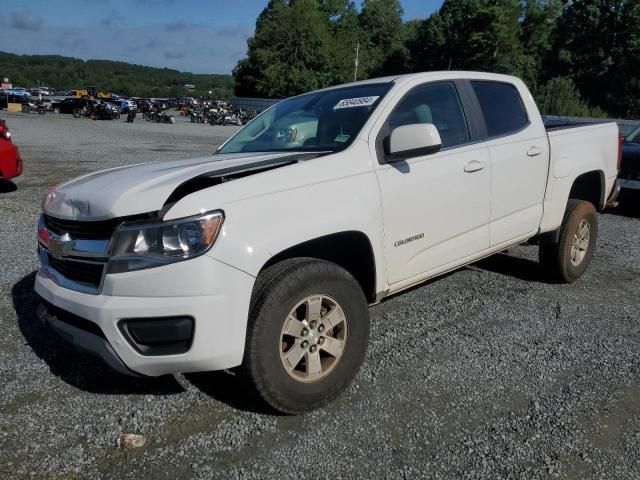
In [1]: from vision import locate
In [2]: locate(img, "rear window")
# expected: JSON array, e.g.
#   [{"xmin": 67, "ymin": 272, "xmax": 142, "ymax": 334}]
[{"xmin": 471, "ymin": 81, "xmax": 528, "ymax": 137}]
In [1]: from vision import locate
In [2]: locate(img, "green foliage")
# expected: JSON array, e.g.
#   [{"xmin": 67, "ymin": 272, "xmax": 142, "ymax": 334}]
[
  {"xmin": 233, "ymin": 0, "xmax": 640, "ymax": 118},
  {"xmin": 0, "ymin": 52, "xmax": 234, "ymax": 99},
  {"xmin": 234, "ymin": 0, "xmax": 407, "ymax": 97},
  {"xmin": 536, "ymin": 77, "xmax": 606, "ymax": 117},
  {"xmin": 549, "ymin": 0, "xmax": 640, "ymax": 118},
  {"xmin": 358, "ymin": 0, "xmax": 406, "ymax": 76}
]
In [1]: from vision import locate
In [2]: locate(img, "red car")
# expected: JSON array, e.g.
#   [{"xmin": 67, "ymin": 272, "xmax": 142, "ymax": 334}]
[{"xmin": 0, "ymin": 118, "xmax": 23, "ymax": 180}]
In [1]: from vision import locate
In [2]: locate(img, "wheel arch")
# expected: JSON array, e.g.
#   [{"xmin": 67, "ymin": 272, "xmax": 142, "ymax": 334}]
[
  {"xmin": 259, "ymin": 231, "xmax": 378, "ymax": 303},
  {"xmin": 568, "ymin": 169, "xmax": 606, "ymax": 211}
]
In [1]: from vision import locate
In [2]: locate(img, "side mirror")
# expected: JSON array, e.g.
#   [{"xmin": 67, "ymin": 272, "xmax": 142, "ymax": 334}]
[{"xmin": 386, "ymin": 123, "xmax": 442, "ymax": 161}]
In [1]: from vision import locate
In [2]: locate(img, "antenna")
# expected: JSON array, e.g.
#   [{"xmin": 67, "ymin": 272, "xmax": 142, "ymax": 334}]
[{"xmin": 354, "ymin": 41, "xmax": 360, "ymax": 82}]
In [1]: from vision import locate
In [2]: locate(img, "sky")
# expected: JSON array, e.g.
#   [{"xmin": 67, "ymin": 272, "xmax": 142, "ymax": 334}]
[{"xmin": 0, "ymin": 0, "xmax": 444, "ymax": 74}]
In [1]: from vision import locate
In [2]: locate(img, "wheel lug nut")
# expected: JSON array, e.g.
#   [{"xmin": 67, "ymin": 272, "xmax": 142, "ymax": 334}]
[
  {"xmin": 318, "ymin": 337, "xmax": 325, "ymax": 345},
  {"xmin": 301, "ymin": 328, "xmax": 309, "ymax": 337},
  {"xmin": 309, "ymin": 345, "xmax": 317, "ymax": 353},
  {"xmin": 317, "ymin": 324, "xmax": 325, "ymax": 333},
  {"xmin": 301, "ymin": 341, "xmax": 309, "ymax": 349}
]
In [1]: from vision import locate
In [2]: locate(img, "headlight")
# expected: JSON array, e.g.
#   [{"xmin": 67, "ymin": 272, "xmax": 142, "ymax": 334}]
[{"xmin": 107, "ymin": 211, "xmax": 224, "ymax": 273}]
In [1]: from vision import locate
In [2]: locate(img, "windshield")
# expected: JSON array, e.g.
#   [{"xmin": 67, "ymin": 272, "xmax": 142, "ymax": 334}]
[
  {"xmin": 218, "ymin": 83, "xmax": 391, "ymax": 154},
  {"xmin": 626, "ymin": 125, "xmax": 640, "ymax": 143}
]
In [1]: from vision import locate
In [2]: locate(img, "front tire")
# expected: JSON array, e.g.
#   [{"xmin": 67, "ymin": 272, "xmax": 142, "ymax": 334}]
[
  {"xmin": 241, "ymin": 258, "xmax": 369, "ymax": 414},
  {"xmin": 539, "ymin": 199, "xmax": 598, "ymax": 283}
]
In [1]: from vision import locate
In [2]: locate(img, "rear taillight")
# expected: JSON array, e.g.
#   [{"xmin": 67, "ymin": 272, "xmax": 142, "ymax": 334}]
[
  {"xmin": 617, "ymin": 132, "xmax": 623, "ymax": 170},
  {"xmin": 0, "ymin": 120, "xmax": 12, "ymax": 143}
]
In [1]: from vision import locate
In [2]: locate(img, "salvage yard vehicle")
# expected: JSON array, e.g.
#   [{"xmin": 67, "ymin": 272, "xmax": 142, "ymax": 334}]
[
  {"xmin": 35, "ymin": 72, "xmax": 620, "ymax": 414},
  {"xmin": 619, "ymin": 125, "xmax": 640, "ymax": 194},
  {"xmin": 53, "ymin": 97, "xmax": 89, "ymax": 114},
  {"xmin": 21, "ymin": 100, "xmax": 47, "ymax": 114},
  {"xmin": 0, "ymin": 118, "xmax": 23, "ymax": 181}
]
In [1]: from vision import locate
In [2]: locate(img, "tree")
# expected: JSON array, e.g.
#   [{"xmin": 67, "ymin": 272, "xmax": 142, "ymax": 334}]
[
  {"xmin": 536, "ymin": 76, "xmax": 605, "ymax": 117},
  {"xmin": 234, "ymin": 0, "xmax": 359, "ymax": 97},
  {"xmin": 550, "ymin": 0, "xmax": 640, "ymax": 118},
  {"xmin": 0, "ymin": 52, "xmax": 233, "ymax": 98},
  {"xmin": 358, "ymin": 0, "xmax": 405, "ymax": 76},
  {"xmin": 520, "ymin": 0, "xmax": 563, "ymax": 89},
  {"xmin": 409, "ymin": 0, "xmax": 524, "ymax": 75}
]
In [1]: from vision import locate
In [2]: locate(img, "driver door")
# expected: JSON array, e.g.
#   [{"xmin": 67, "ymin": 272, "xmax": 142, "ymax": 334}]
[{"xmin": 374, "ymin": 81, "xmax": 491, "ymax": 286}]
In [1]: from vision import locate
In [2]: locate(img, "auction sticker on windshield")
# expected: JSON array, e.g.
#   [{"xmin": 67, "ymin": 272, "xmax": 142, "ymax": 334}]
[{"xmin": 334, "ymin": 96, "xmax": 380, "ymax": 110}]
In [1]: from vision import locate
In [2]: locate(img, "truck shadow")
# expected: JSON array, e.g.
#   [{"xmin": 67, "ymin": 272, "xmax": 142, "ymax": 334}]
[
  {"xmin": 471, "ymin": 253, "xmax": 546, "ymax": 283},
  {"xmin": 606, "ymin": 191, "xmax": 640, "ymax": 218},
  {"xmin": 185, "ymin": 371, "xmax": 279, "ymax": 415},
  {"xmin": 12, "ymin": 271, "xmax": 276, "ymax": 413},
  {"xmin": 12, "ymin": 272, "xmax": 185, "ymax": 396}
]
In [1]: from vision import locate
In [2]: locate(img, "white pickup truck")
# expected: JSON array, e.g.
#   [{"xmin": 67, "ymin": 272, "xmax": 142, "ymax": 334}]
[{"xmin": 35, "ymin": 72, "xmax": 620, "ymax": 413}]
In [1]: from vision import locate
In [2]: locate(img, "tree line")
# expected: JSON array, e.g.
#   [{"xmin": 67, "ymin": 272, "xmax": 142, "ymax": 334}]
[
  {"xmin": 0, "ymin": 51, "xmax": 234, "ymax": 99},
  {"xmin": 234, "ymin": 0, "xmax": 640, "ymax": 119}
]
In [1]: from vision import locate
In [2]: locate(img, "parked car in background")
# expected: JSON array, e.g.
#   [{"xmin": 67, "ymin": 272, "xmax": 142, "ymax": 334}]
[
  {"xmin": 50, "ymin": 97, "xmax": 89, "ymax": 114},
  {"xmin": 1, "ymin": 93, "xmax": 29, "ymax": 107},
  {"xmin": 0, "ymin": 118, "xmax": 23, "ymax": 181},
  {"xmin": 620, "ymin": 125, "xmax": 640, "ymax": 194},
  {"xmin": 35, "ymin": 72, "xmax": 620, "ymax": 414},
  {"xmin": 30, "ymin": 88, "xmax": 50, "ymax": 96},
  {"xmin": 8, "ymin": 88, "xmax": 29, "ymax": 97}
]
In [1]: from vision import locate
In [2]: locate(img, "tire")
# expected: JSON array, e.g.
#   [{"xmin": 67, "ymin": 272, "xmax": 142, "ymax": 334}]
[
  {"xmin": 241, "ymin": 258, "xmax": 369, "ymax": 414},
  {"xmin": 53, "ymin": 107, "xmax": 60, "ymax": 114},
  {"xmin": 539, "ymin": 199, "xmax": 598, "ymax": 283}
]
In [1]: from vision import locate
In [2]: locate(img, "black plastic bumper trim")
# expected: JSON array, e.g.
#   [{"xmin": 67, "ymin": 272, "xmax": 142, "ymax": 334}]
[
  {"xmin": 37, "ymin": 301, "xmax": 143, "ymax": 377},
  {"xmin": 118, "ymin": 316, "xmax": 194, "ymax": 356}
]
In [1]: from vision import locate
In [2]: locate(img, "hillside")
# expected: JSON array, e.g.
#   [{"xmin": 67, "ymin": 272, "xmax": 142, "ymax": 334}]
[{"xmin": 0, "ymin": 51, "xmax": 233, "ymax": 98}]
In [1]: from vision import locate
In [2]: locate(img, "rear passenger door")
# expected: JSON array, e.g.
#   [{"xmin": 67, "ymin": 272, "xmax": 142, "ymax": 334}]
[{"xmin": 469, "ymin": 80, "xmax": 549, "ymax": 246}]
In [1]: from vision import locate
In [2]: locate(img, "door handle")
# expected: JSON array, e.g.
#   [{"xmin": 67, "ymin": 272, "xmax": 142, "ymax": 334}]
[
  {"xmin": 527, "ymin": 146, "xmax": 543, "ymax": 157},
  {"xmin": 464, "ymin": 160, "xmax": 486, "ymax": 173}
]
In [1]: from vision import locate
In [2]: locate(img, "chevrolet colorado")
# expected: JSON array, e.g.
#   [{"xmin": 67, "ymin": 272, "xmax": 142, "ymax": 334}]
[{"xmin": 35, "ymin": 72, "xmax": 620, "ymax": 413}]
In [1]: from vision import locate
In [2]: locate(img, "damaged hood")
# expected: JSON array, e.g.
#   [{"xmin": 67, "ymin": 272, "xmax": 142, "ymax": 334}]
[{"xmin": 43, "ymin": 152, "xmax": 308, "ymax": 220}]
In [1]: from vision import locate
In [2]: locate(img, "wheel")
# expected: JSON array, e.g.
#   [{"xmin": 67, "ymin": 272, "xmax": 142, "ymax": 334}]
[
  {"xmin": 241, "ymin": 258, "xmax": 369, "ymax": 414},
  {"xmin": 539, "ymin": 199, "xmax": 598, "ymax": 283},
  {"xmin": 53, "ymin": 107, "xmax": 60, "ymax": 114}
]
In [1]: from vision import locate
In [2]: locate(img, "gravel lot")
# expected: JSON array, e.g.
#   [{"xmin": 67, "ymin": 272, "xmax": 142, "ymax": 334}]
[{"xmin": 1, "ymin": 111, "xmax": 639, "ymax": 480}]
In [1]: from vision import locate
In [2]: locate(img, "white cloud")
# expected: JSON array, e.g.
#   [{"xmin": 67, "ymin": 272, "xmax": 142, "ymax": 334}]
[{"xmin": 6, "ymin": 9, "xmax": 44, "ymax": 31}]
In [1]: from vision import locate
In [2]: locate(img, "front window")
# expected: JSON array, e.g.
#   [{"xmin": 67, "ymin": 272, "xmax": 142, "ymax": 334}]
[{"xmin": 218, "ymin": 83, "xmax": 391, "ymax": 154}]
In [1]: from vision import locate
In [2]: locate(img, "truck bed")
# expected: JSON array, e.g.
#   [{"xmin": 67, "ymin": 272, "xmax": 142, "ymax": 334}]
[{"xmin": 543, "ymin": 118, "xmax": 612, "ymax": 132}]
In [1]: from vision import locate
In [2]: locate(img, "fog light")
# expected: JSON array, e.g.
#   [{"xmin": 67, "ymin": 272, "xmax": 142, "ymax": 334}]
[{"xmin": 119, "ymin": 316, "xmax": 194, "ymax": 356}]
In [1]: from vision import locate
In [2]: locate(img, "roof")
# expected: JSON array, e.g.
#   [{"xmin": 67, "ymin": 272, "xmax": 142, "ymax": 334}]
[{"xmin": 320, "ymin": 71, "xmax": 521, "ymax": 92}]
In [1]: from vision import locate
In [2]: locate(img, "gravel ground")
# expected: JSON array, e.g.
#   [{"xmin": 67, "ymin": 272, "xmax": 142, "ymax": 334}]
[{"xmin": 1, "ymin": 111, "xmax": 639, "ymax": 480}]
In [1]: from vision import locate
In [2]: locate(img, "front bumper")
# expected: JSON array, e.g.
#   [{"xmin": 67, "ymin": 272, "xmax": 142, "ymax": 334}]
[
  {"xmin": 37, "ymin": 301, "xmax": 141, "ymax": 377},
  {"xmin": 34, "ymin": 254, "xmax": 255, "ymax": 376}
]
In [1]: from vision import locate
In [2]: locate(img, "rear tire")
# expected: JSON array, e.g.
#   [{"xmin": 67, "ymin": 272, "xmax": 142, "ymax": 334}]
[
  {"xmin": 539, "ymin": 199, "xmax": 598, "ymax": 283},
  {"xmin": 241, "ymin": 258, "xmax": 369, "ymax": 414}
]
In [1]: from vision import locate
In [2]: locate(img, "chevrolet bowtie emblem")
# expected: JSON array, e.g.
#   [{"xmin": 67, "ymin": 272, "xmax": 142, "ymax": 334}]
[{"xmin": 48, "ymin": 232, "xmax": 74, "ymax": 258}]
